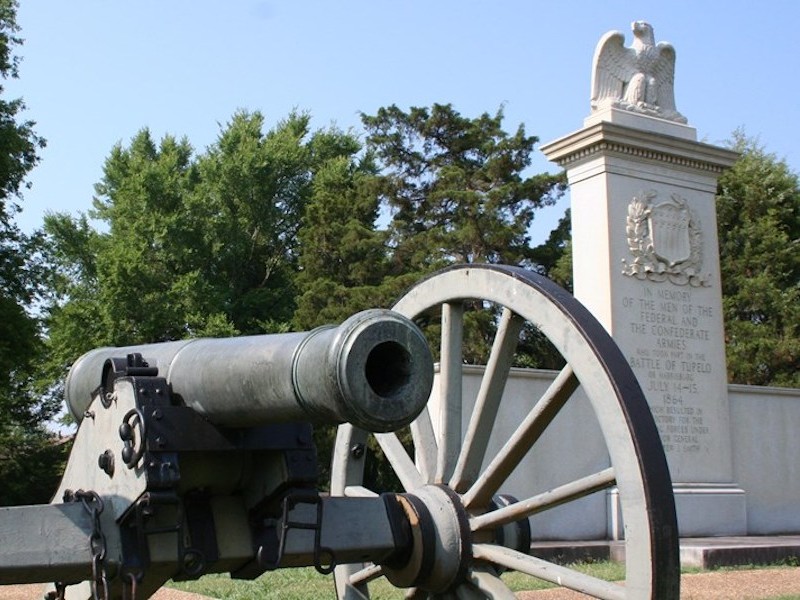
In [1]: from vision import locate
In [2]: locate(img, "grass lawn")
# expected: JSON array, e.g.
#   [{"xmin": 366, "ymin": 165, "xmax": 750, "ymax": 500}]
[
  {"xmin": 167, "ymin": 561, "xmax": 626, "ymax": 598},
  {"xmin": 168, "ymin": 561, "xmax": 800, "ymax": 599}
]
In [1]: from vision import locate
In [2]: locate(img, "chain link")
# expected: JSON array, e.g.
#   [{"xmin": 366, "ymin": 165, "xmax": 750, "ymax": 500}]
[
  {"xmin": 45, "ymin": 581, "xmax": 67, "ymax": 600},
  {"xmin": 122, "ymin": 571, "xmax": 140, "ymax": 600},
  {"xmin": 75, "ymin": 490, "xmax": 110, "ymax": 600}
]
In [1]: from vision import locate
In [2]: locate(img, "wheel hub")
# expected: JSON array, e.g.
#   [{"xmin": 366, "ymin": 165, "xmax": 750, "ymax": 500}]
[
  {"xmin": 382, "ymin": 485, "xmax": 471, "ymax": 593},
  {"xmin": 489, "ymin": 494, "xmax": 531, "ymax": 557}
]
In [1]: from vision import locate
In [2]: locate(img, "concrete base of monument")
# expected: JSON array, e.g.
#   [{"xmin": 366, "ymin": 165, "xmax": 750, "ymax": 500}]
[
  {"xmin": 608, "ymin": 483, "xmax": 747, "ymax": 539},
  {"xmin": 672, "ymin": 483, "xmax": 748, "ymax": 537},
  {"xmin": 530, "ymin": 535, "xmax": 800, "ymax": 569}
]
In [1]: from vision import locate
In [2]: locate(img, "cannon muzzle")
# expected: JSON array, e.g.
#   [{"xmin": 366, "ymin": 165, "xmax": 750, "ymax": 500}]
[{"xmin": 65, "ymin": 309, "xmax": 433, "ymax": 433}]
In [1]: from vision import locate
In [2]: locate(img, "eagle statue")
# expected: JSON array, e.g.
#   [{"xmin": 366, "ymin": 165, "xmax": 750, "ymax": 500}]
[{"xmin": 590, "ymin": 21, "xmax": 687, "ymax": 123}]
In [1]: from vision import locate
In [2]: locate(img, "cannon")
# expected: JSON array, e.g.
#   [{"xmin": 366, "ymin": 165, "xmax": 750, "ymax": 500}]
[{"xmin": 0, "ymin": 265, "xmax": 679, "ymax": 599}]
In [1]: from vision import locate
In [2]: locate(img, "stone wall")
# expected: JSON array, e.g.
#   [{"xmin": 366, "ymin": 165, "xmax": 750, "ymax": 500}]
[
  {"xmin": 729, "ymin": 384, "xmax": 800, "ymax": 535},
  {"xmin": 450, "ymin": 366, "xmax": 800, "ymax": 539},
  {"xmin": 457, "ymin": 366, "xmax": 609, "ymax": 541}
]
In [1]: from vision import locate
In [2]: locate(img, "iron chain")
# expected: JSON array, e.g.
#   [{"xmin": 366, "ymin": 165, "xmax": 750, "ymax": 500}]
[
  {"xmin": 75, "ymin": 490, "xmax": 111, "ymax": 600},
  {"xmin": 45, "ymin": 581, "xmax": 67, "ymax": 600},
  {"xmin": 122, "ymin": 571, "xmax": 141, "ymax": 600}
]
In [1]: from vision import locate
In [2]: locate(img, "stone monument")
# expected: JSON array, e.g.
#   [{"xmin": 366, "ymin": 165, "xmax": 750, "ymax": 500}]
[{"xmin": 541, "ymin": 21, "xmax": 746, "ymax": 537}]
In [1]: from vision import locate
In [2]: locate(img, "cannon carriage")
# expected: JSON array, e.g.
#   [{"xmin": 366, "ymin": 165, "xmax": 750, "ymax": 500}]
[{"xmin": 0, "ymin": 265, "xmax": 679, "ymax": 599}]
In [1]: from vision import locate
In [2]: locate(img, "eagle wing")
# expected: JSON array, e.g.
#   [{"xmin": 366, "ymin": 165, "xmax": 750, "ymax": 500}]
[
  {"xmin": 653, "ymin": 42, "xmax": 677, "ymax": 112},
  {"xmin": 590, "ymin": 31, "xmax": 637, "ymax": 109}
]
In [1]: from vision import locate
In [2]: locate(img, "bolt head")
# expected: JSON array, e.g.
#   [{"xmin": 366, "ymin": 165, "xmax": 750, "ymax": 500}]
[
  {"xmin": 98, "ymin": 449, "xmax": 115, "ymax": 477},
  {"xmin": 350, "ymin": 443, "xmax": 366, "ymax": 459}
]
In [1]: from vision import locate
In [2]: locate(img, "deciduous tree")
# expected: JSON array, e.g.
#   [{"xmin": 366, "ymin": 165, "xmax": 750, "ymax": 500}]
[
  {"xmin": 0, "ymin": 0, "xmax": 61, "ymax": 505},
  {"xmin": 42, "ymin": 111, "xmax": 369, "ymax": 397}
]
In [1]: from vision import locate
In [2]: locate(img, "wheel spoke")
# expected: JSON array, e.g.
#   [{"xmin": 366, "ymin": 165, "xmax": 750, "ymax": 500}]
[
  {"xmin": 472, "ymin": 544, "xmax": 626, "ymax": 600},
  {"xmin": 467, "ymin": 569, "xmax": 517, "ymax": 599},
  {"xmin": 375, "ymin": 431, "xmax": 424, "ymax": 491},
  {"xmin": 470, "ymin": 467, "xmax": 617, "ymax": 532},
  {"xmin": 437, "ymin": 302, "xmax": 464, "ymax": 484},
  {"xmin": 334, "ymin": 265, "xmax": 680, "ymax": 599},
  {"xmin": 411, "ymin": 409, "xmax": 437, "ymax": 484},
  {"xmin": 462, "ymin": 365, "xmax": 579, "ymax": 509},
  {"xmin": 331, "ymin": 424, "xmax": 368, "ymax": 495},
  {"xmin": 348, "ymin": 563, "xmax": 384, "ymax": 587},
  {"xmin": 341, "ymin": 585, "xmax": 370, "ymax": 600},
  {"xmin": 453, "ymin": 582, "xmax": 483, "ymax": 600},
  {"xmin": 336, "ymin": 563, "xmax": 370, "ymax": 600},
  {"xmin": 344, "ymin": 485, "xmax": 379, "ymax": 498},
  {"xmin": 450, "ymin": 308, "xmax": 524, "ymax": 493}
]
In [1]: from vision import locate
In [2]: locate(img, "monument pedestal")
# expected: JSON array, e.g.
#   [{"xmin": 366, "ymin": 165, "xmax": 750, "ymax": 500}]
[
  {"xmin": 609, "ymin": 484, "xmax": 747, "ymax": 539},
  {"xmin": 542, "ymin": 110, "xmax": 746, "ymax": 537}
]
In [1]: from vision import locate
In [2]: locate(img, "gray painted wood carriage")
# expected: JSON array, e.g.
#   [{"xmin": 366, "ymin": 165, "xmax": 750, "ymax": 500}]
[{"xmin": 0, "ymin": 265, "xmax": 679, "ymax": 599}]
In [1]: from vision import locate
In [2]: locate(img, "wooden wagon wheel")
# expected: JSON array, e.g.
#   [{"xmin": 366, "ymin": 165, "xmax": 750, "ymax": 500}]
[{"xmin": 331, "ymin": 264, "xmax": 679, "ymax": 599}]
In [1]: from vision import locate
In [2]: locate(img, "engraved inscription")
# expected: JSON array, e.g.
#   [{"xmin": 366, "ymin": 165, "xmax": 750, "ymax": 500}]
[{"xmin": 621, "ymin": 286, "xmax": 716, "ymax": 454}]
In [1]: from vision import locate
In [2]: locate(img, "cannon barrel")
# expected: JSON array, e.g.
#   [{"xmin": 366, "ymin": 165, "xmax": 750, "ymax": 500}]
[{"xmin": 65, "ymin": 309, "xmax": 434, "ymax": 433}]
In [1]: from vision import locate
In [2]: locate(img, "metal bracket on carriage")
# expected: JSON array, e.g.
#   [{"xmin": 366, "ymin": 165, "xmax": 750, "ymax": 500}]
[{"xmin": 257, "ymin": 492, "xmax": 412, "ymax": 576}]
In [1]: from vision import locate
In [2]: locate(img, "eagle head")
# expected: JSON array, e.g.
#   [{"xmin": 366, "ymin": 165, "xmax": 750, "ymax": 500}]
[{"xmin": 631, "ymin": 20, "xmax": 655, "ymax": 44}]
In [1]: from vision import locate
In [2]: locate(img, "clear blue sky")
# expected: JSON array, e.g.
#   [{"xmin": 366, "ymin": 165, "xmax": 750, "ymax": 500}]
[{"xmin": 8, "ymin": 0, "xmax": 800, "ymax": 243}]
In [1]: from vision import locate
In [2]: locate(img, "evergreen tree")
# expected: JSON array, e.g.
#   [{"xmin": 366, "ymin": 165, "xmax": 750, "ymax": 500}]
[
  {"xmin": 363, "ymin": 103, "xmax": 565, "ymax": 272},
  {"xmin": 361, "ymin": 103, "xmax": 566, "ymax": 365},
  {"xmin": 716, "ymin": 132, "xmax": 800, "ymax": 386},
  {"xmin": 293, "ymin": 150, "xmax": 388, "ymax": 329},
  {"xmin": 529, "ymin": 208, "xmax": 572, "ymax": 291}
]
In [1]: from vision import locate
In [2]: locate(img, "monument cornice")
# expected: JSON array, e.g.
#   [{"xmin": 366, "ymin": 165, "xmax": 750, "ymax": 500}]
[{"xmin": 541, "ymin": 121, "xmax": 739, "ymax": 174}]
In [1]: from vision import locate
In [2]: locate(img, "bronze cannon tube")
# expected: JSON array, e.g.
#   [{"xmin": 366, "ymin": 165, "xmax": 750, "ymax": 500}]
[{"xmin": 65, "ymin": 309, "xmax": 433, "ymax": 433}]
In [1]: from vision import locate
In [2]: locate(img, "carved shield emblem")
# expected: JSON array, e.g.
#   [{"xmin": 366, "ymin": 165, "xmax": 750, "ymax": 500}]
[
  {"xmin": 649, "ymin": 201, "xmax": 690, "ymax": 266},
  {"xmin": 621, "ymin": 191, "xmax": 709, "ymax": 287}
]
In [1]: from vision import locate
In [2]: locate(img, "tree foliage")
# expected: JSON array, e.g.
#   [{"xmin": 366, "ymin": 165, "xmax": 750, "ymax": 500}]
[
  {"xmin": 716, "ymin": 132, "xmax": 800, "ymax": 386},
  {"xmin": 356, "ymin": 104, "xmax": 567, "ymax": 367},
  {"xmin": 92, "ymin": 130, "xmax": 199, "ymax": 342},
  {"xmin": 189, "ymin": 112, "xmax": 318, "ymax": 334},
  {"xmin": 42, "ymin": 111, "xmax": 367, "ymax": 390},
  {"xmin": 296, "ymin": 103, "xmax": 570, "ymax": 333},
  {"xmin": 529, "ymin": 208, "xmax": 572, "ymax": 291},
  {"xmin": 364, "ymin": 103, "xmax": 566, "ymax": 273},
  {"xmin": 0, "ymin": 0, "xmax": 63, "ymax": 506},
  {"xmin": 293, "ymin": 138, "xmax": 387, "ymax": 328},
  {"xmin": 42, "ymin": 113, "xmax": 372, "ymax": 493}
]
